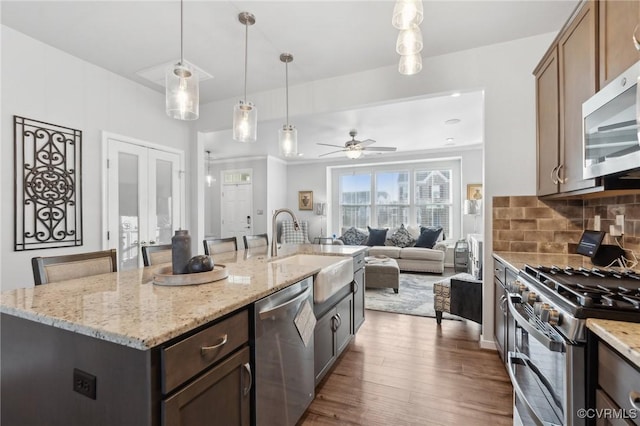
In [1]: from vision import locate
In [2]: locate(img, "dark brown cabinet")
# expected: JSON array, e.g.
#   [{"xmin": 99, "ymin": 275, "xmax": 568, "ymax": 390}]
[
  {"xmin": 161, "ymin": 309, "xmax": 251, "ymax": 426},
  {"xmin": 599, "ymin": 0, "xmax": 640, "ymax": 88},
  {"xmin": 314, "ymin": 294, "xmax": 353, "ymax": 385},
  {"xmin": 163, "ymin": 347, "xmax": 251, "ymax": 426},
  {"xmin": 535, "ymin": 47, "xmax": 560, "ymax": 196},
  {"xmin": 534, "ymin": 1, "xmax": 598, "ymax": 196},
  {"xmin": 557, "ymin": 0, "xmax": 598, "ymax": 194}
]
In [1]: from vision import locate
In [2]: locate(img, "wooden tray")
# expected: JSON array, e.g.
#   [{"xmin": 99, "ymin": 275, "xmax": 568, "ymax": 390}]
[{"xmin": 153, "ymin": 264, "xmax": 228, "ymax": 286}]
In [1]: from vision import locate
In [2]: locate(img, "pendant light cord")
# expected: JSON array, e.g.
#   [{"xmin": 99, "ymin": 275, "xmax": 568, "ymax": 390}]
[
  {"xmin": 180, "ymin": 0, "xmax": 184, "ymax": 65},
  {"xmin": 243, "ymin": 22, "xmax": 248, "ymax": 102},
  {"xmin": 285, "ymin": 61, "xmax": 289, "ymax": 127}
]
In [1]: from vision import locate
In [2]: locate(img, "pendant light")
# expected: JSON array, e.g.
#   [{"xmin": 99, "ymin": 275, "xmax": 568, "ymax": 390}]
[
  {"xmin": 166, "ymin": 0, "xmax": 199, "ymax": 121},
  {"xmin": 205, "ymin": 150, "xmax": 214, "ymax": 187},
  {"xmin": 396, "ymin": 23, "xmax": 423, "ymax": 55},
  {"xmin": 233, "ymin": 12, "xmax": 257, "ymax": 143},
  {"xmin": 399, "ymin": 53, "xmax": 422, "ymax": 75},
  {"xmin": 278, "ymin": 53, "xmax": 297, "ymax": 157},
  {"xmin": 392, "ymin": 0, "xmax": 424, "ymax": 29}
]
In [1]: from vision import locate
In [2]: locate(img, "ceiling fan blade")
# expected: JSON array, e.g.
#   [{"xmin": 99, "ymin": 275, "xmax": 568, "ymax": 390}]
[
  {"xmin": 319, "ymin": 149, "xmax": 346, "ymax": 157},
  {"xmin": 316, "ymin": 142, "xmax": 345, "ymax": 148},
  {"xmin": 358, "ymin": 139, "xmax": 376, "ymax": 147},
  {"xmin": 363, "ymin": 146, "xmax": 397, "ymax": 152}
]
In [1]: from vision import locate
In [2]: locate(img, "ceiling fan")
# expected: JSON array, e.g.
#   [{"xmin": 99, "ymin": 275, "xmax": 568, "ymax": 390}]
[{"xmin": 317, "ymin": 130, "xmax": 397, "ymax": 159}]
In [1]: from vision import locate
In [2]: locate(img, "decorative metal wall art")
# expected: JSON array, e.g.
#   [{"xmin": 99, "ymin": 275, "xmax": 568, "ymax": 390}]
[{"xmin": 14, "ymin": 116, "xmax": 83, "ymax": 251}]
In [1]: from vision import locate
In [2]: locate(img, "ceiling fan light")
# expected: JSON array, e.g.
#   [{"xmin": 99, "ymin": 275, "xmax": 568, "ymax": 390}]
[
  {"xmin": 399, "ymin": 53, "xmax": 422, "ymax": 75},
  {"xmin": 166, "ymin": 62, "xmax": 199, "ymax": 120},
  {"xmin": 396, "ymin": 24, "xmax": 423, "ymax": 55},
  {"xmin": 233, "ymin": 101, "xmax": 257, "ymax": 142},
  {"xmin": 392, "ymin": 0, "xmax": 424, "ymax": 29},
  {"xmin": 346, "ymin": 149, "xmax": 363, "ymax": 159},
  {"xmin": 279, "ymin": 125, "xmax": 298, "ymax": 157}
]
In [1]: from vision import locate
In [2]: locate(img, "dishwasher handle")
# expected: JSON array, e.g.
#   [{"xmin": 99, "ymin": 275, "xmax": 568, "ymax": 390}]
[{"xmin": 258, "ymin": 286, "xmax": 311, "ymax": 320}]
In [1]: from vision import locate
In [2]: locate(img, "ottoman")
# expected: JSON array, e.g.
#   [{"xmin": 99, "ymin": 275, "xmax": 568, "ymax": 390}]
[
  {"xmin": 433, "ymin": 273, "xmax": 482, "ymax": 324},
  {"xmin": 365, "ymin": 257, "xmax": 400, "ymax": 294}
]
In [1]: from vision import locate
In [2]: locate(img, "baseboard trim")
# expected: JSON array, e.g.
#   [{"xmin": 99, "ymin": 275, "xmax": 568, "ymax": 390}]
[{"xmin": 479, "ymin": 335, "xmax": 496, "ymax": 351}]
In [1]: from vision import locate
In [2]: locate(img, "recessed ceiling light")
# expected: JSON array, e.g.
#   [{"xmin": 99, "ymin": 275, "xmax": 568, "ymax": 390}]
[
  {"xmin": 445, "ymin": 118, "xmax": 461, "ymax": 125},
  {"xmin": 445, "ymin": 138, "xmax": 455, "ymax": 144},
  {"xmin": 451, "ymin": 92, "xmax": 461, "ymax": 97},
  {"xmin": 297, "ymin": 153, "xmax": 304, "ymax": 157}
]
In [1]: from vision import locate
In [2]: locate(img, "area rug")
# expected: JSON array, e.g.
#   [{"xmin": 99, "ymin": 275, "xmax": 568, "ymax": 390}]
[{"xmin": 365, "ymin": 270, "xmax": 461, "ymax": 320}]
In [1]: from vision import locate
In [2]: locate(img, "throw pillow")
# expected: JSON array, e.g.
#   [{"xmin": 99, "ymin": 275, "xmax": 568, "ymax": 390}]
[
  {"xmin": 338, "ymin": 227, "xmax": 369, "ymax": 245},
  {"xmin": 388, "ymin": 224, "xmax": 415, "ymax": 248},
  {"xmin": 366, "ymin": 226, "xmax": 388, "ymax": 246},
  {"xmin": 415, "ymin": 226, "xmax": 443, "ymax": 249}
]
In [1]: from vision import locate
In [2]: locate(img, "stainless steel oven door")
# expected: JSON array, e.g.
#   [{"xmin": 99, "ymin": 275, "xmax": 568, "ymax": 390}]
[{"xmin": 508, "ymin": 296, "xmax": 567, "ymax": 426}]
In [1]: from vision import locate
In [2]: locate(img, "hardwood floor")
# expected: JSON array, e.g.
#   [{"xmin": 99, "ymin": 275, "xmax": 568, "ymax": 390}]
[{"xmin": 299, "ymin": 310, "xmax": 513, "ymax": 426}]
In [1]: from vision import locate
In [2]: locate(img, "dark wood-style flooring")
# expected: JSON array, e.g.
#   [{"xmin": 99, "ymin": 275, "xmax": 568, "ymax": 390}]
[{"xmin": 299, "ymin": 310, "xmax": 514, "ymax": 425}]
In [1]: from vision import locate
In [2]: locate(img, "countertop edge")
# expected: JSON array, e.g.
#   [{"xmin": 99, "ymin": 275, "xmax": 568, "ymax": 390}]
[{"xmin": 587, "ymin": 318, "xmax": 640, "ymax": 369}]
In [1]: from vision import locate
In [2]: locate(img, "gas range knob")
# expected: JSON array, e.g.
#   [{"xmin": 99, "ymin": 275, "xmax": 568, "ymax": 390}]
[
  {"xmin": 534, "ymin": 302, "xmax": 550, "ymax": 316},
  {"xmin": 527, "ymin": 291, "xmax": 538, "ymax": 305},
  {"xmin": 547, "ymin": 309, "xmax": 560, "ymax": 326},
  {"xmin": 517, "ymin": 281, "xmax": 526, "ymax": 293}
]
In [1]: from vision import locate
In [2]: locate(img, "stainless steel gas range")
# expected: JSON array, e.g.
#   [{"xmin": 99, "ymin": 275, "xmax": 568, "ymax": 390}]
[{"xmin": 509, "ymin": 264, "xmax": 640, "ymax": 426}]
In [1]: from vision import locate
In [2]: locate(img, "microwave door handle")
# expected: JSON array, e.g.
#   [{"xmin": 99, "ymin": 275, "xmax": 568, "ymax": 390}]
[
  {"xmin": 508, "ymin": 352, "xmax": 563, "ymax": 426},
  {"xmin": 507, "ymin": 296, "xmax": 566, "ymax": 353}
]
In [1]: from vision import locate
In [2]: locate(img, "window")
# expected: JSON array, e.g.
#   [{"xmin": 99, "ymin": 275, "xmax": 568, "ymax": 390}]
[
  {"xmin": 415, "ymin": 170, "xmax": 452, "ymax": 238},
  {"xmin": 333, "ymin": 161, "xmax": 458, "ymax": 238},
  {"xmin": 340, "ymin": 173, "xmax": 371, "ymax": 228},
  {"xmin": 376, "ymin": 171, "xmax": 409, "ymax": 228}
]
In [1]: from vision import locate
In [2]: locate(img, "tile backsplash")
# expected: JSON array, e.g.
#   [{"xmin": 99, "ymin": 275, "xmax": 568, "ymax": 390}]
[{"xmin": 493, "ymin": 194, "xmax": 640, "ymax": 259}]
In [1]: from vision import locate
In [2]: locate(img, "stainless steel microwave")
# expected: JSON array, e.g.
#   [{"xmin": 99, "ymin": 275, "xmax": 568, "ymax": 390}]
[{"xmin": 582, "ymin": 60, "xmax": 640, "ymax": 179}]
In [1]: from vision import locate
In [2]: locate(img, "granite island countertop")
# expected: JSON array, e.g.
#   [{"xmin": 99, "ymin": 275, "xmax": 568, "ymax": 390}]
[
  {"xmin": 587, "ymin": 319, "xmax": 640, "ymax": 369},
  {"xmin": 0, "ymin": 244, "xmax": 366, "ymax": 351}
]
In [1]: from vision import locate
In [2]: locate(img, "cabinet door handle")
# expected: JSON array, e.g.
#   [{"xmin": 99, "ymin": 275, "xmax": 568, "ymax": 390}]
[
  {"xmin": 556, "ymin": 164, "xmax": 566, "ymax": 184},
  {"xmin": 634, "ymin": 24, "xmax": 640, "ymax": 51},
  {"xmin": 242, "ymin": 362, "xmax": 252, "ymax": 397},
  {"xmin": 352, "ymin": 280, "xmax": 358, "ymax": 294},
  {"xmin": 331, "ymin": 315, "xmax": 338, "ymax": 332},
  {"xmin": 550, "ymin": 165, "xmax": 559, "ymax": 185},
  {"xmin": 200, "ymin": 334, "xmax": 228, "ymax": 356},
  {"xmin": 630, "ymin": 390, "xmax": 640, "ymax": 410},
  {"xmin": 336, "ymin": 312, "xmax": 342, "ymax": 329}
]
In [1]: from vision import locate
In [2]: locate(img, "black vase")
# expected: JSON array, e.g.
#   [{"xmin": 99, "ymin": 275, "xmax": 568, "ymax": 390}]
[{"xmin": 171, "ymin": 230, "xmax": 192, "ymax": 275}]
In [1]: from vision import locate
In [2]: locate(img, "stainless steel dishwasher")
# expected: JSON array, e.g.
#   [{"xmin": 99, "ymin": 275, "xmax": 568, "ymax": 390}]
[{"xmin": 254, "ymin": 277, "xmax": 315, "ymax": 426}]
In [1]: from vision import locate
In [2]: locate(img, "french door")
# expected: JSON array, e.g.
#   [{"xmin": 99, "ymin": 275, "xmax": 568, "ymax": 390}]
[{"xmin": 106, "ymin": 137, "xmax": 183, "ymax": 270}]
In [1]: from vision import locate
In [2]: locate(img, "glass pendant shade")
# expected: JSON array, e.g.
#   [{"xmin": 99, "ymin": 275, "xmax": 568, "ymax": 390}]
[
  {"xmin": 233, "ymin": 101, "xmax": 257, "ymax": 143},
  {"xmin": 399, "ymin": 53, "xmax": 423, "ymax": 75},
  {"xmin": 279, "ymin": 125, "xmax": 298, "ymax": 157},
  {"xmin": 166, "ymin": 62, "xmax": 199, "ymax": 120},
  {"xmin": 392, "ymin": 0, "xmax": 424, "ymax": 29},
  {"xmin": 396, "ymin": 24, "xmax": 423, "ymax": 55}
]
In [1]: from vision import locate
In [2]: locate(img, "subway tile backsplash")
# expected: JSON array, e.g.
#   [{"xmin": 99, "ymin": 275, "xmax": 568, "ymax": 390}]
[{"xmin": 493, "ymin": 194, "xmax": 640, "ymax": 259}]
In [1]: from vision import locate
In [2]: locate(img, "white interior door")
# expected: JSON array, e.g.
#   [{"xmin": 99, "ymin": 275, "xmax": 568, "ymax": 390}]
[
  {"xmin": 221, "ymin": 183, "xmax": 253, "ymax": 243},
  {"xmin": 106, "ymin": 138, "xmax": 182, "ymax": 270}
]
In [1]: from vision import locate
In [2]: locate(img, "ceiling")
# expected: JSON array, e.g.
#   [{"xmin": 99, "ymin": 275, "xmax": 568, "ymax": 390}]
[{"xmin": 2, "ymin": 0, "xmax": 579, "ymax": 160}]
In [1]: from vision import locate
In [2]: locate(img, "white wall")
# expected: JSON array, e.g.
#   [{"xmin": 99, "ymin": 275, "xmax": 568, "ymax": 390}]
[
  {"xmin": 1, "ymin": 26, "xmax": 190, "ymax": 289},
  {"xmin": 265, "ymin": 156, "xmax": 288, "ymax": 243}
]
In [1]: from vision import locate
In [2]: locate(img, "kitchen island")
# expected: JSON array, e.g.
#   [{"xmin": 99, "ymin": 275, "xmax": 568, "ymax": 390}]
[{"xmin": 0, "ymin": 244, "xmax": 366, "ymax": 425}]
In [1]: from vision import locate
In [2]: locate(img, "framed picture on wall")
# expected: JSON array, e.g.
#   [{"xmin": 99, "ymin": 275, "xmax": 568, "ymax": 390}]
[
  {"xmin": 467, "ymin": 183, "xmax": 483, "ymax": 200},
  {"xmin": 298, "ymin": 191, "xmax": 313, "ymax": 210}
]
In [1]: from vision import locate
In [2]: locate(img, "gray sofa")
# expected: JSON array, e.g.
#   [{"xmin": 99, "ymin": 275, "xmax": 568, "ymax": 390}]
[
  {"xmin": 334, "ymin": 226, "xmax": 447, "ymax": 274},
  {"xmin": 367, "ymin": 245, "xmax": 446, "ymax": 274}
]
